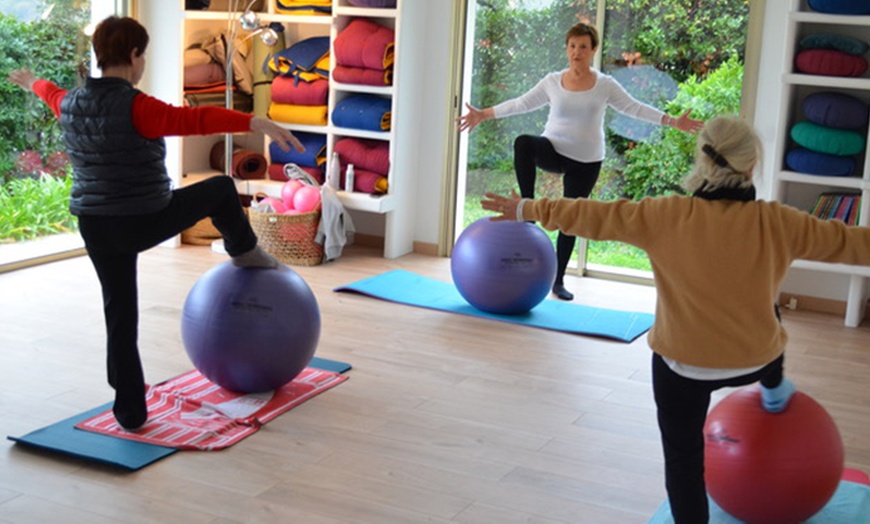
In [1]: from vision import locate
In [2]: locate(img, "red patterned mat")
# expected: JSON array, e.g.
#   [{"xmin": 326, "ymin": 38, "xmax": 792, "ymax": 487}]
[{"xmin": 75, "ymin": 368, "xmax": 347, "ymax": 450}]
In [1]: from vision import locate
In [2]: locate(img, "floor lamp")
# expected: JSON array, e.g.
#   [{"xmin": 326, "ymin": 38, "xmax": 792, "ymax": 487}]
[{"xmin": 223, "ymin": 0, "xmax": 278, "ymax": 177}]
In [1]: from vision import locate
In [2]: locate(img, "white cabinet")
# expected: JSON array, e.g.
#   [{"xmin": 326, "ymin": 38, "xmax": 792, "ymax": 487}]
[
  {"xmin": 770, "ymin": 0, "xmax": 870, "ymax": 326},
  {"xmin": 181, "ymin": 0, "xmax": 422, "ymax": 258}
]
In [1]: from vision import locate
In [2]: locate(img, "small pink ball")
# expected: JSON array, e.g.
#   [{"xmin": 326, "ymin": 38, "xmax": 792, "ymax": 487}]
[
  {"xmin": 293, "ymin": 186, "xmax": 322, "ymax": 213},
  {"xmin": 261, "ymin": 196, "xmax": 286, "ymax": 214},
  {"xmin": 281, "ymin": 180, "xmax": 304, "ymax": 204}
]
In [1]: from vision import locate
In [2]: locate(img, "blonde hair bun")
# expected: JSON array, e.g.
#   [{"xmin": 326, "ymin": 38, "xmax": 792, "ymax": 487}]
[{"xmin": 683, "ymin": 116, "xmax": 762, "ymax": 193}]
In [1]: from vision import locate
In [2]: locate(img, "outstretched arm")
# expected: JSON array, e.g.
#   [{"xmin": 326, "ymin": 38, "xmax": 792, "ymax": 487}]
[
  {"xmin": 481, "ymin": 190, "xmax": 523, "ymax": 221},
  {"xmin": 661, "ymin": 109, "xmax": 704, "ymax": 134},
  {"xmin": 250, "ymin": 117, "xmax": 305, "ymax": 153},
  {"xmin": 7, "ymin": 68, "xmax": 36, "ymax": 91},
  {"xmin": 7, "ymin": 68, "xmax": 66, "ymax": 118},
  {"xmin": 456, "ymin": 103, "xmax": 495, "ymax": 133}
]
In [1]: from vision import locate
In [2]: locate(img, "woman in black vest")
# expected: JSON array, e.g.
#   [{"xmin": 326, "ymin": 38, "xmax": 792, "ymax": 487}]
[{"xmin": 8, "ymin": 16, "xmax": 304, "ymax": 430}]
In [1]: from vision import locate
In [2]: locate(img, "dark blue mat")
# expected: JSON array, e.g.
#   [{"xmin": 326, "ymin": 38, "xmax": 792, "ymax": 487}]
[
  {"xmin": 7, "ymin": 357, "xmax": 351, "ymax": 471},
  {"xmin": 334, "ymin": 270, "xmax": 655, "ymax": 343}
]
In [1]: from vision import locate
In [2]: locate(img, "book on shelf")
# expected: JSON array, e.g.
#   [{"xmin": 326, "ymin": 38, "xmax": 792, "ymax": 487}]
[{"xmin": 810, "ymin": 192, "xmax": 861, "ymax": 225}]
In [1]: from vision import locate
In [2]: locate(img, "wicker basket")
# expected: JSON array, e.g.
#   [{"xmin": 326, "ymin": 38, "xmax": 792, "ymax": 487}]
[
  {"xmin": 181, "ymin": 217, "xmax": 221, "ymax": 246},
  {"xmin": 249, "ymin": 208, "xmax": 323, "ymax": 266}
]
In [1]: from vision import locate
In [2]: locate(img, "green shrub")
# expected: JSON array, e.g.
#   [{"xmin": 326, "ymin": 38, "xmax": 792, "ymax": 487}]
[
  {"xmin": 0, "ymin": 7, "xmax": 89, "ymax": 184},
  {"xmin": 616, "ymin": 56, "xmax": 745, "ymax": 200},
  {"xmin": 0, "ymin": 172, "xmax": 77, "ymax": 242}
]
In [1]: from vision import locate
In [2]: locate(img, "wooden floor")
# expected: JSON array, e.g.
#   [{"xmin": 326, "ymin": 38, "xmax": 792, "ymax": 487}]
[{"xmin": 1, "ymin": 245, "xmax": 868, "ymax": 523}]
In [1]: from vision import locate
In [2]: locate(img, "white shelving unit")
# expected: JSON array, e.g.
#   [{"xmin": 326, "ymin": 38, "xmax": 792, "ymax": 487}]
[
  {"xmin": 181, "ymin": 0, "xmax": 423, "ymax": 258},
  {"xmin": 770, "ymin": 0, "xmax": 870, "ymax": 327}
]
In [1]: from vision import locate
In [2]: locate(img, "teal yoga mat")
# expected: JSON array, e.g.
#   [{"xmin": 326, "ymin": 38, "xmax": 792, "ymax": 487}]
[
  {"xmin": 648, "ymin": 479, "xmax": 870, "ymax": 523},
  {"xmin": 7, "ymin": 357, "xmax": 351, "ymax": 471},
  {"xmin": 334, "ymin": 270, "xmax": 654, "ymax": 343}
]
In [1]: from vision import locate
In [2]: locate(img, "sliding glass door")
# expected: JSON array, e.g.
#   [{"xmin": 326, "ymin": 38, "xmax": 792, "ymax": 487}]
[{"xmin": 455, "ymin": 0, "xmax": 753, "ymax": 279}]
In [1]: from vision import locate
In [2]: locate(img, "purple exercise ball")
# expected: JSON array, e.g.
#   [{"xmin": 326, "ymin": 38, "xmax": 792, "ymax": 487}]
[
  {"xmin": 451, "ymin": 218, "xmax": 557, "ymax": 314},
  {"xmin": 181, "ymin": 262, "xmax": 321, "ymax": 393}
]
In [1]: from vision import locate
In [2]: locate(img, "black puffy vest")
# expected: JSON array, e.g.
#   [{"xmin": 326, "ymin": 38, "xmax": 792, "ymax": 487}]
[{"xmin": 60, "ymin": 77, "xmax": 170, "ymax": 216}]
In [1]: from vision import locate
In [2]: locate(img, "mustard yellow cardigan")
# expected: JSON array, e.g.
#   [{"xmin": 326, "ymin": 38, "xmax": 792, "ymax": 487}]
[{"xmin": 522, "ymin": 195, "xmax": 870, "ymax": 368}]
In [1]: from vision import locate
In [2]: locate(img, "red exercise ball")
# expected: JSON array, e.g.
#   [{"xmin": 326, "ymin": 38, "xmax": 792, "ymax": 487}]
[{"xmin": 704, "ymin": 386, "xmax": 844, "ymax": 524}]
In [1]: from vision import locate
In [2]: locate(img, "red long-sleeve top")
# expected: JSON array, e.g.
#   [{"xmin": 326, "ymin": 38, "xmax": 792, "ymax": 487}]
[{"xmin": 33, "ymin": 79, "xmax": 253, "ymax": 137}]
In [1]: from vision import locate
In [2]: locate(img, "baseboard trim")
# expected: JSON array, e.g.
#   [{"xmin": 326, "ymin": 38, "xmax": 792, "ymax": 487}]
[
  {"xmin": 777, "ymin": 292, "xmax": 870, "ymax": 319},
  {"xmin": 413, "ymin": 241, "xmax": 438, "ymax": 257},
  {"xmin": 349, "ymin": 235, "xmax": 438, "ymax": 257},
  {"xmin": 352, "ymin": 233, "xmax": 384, "ymax": 249}
]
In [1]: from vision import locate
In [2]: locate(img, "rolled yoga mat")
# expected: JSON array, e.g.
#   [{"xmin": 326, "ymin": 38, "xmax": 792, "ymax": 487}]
[
  {"xmin": 209, "ymin": 141, "xmax": 268, "ymax": 179},
  {"xmin": 253, "ymin": 23, "xmax": 284, "ymax": 118}
]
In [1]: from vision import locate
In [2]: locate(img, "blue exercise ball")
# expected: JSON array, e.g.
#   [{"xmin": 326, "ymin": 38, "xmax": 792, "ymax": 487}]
[
  {"xmin": 181, "ymin": 261, "xmax": 321, "ymax": 393},
  {"xmin": 451, "ymin": 218, "xmax": 557, "ymax": 314}
]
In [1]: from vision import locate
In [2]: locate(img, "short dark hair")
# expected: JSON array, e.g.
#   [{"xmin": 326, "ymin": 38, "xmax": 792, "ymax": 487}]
[
  {"xmin": 566, "ymin": 22, "xmax": 599, "ymax": 49},
  {"xmin": 92, "ymin": 16, "xmax": 149, "ymax": 70}
]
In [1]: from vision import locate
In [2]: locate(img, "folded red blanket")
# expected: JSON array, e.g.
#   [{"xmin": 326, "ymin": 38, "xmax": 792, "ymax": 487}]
[
  {"xmin": 334, "ymin": 137, "xmax": 390, "ymax": 175},
  {"xmin": 268, "ymin": 163, "xmax": 325, "ymax": 184},
  {"xmin": 271, "ymin": 77, "xmax": 329, "ymax": 105},
  {"xmin": 334, "ymin": 18, "xmax": 395, "ymax": 71},
  {"xmin": 342, "ymin": 167, "xmax": 388, "ymax": 194},
  {"xmin": 333, "ymin": 65, "xmax": 392, "ymax": 86}
]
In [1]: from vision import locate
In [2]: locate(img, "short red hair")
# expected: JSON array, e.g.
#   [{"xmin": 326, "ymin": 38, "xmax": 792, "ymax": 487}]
[{"xmin": 92, "ymin": 16, "xmax": 149, "ymax": 70}]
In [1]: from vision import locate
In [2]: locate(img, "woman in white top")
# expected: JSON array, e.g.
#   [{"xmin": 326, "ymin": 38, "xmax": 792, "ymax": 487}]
[{"xmin": 458, "ymin": 22, "xmax": 703, "ymax": 300}]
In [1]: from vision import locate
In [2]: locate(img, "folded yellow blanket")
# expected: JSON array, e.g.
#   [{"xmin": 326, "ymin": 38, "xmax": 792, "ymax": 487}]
[
  {"xmin": 275, "ymin": 0, "xmax": 332, "ymax": 15},
  {"xmin": 268, "ymin": 103, "xmax": 329, "ymax": 126}
]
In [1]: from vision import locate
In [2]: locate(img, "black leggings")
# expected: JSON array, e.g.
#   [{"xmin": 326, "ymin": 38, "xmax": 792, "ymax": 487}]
[
  {"xmin": 514, "ymin": 135, "xmax": 602, "ymax": 285},
  {"xmin": 77, "ymin": 176, "xmax": 256, "ymax": 408},
  {"xmin": 652, "ymin": 352, "xmax": 785, "ymax": 523}
]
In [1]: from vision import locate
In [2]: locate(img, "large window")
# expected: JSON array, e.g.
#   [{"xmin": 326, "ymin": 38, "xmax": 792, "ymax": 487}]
[
  {"xmin": 0, "ymin": 0, "xmax": 116, "ymax": 270},
  {"xmin": 456, "ymin": 0, "xmax": 752, "ymax": 278}
]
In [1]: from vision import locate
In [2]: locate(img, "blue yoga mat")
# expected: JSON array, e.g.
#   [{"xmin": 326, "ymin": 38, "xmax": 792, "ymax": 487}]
[
  {"xmin": 7, "ymin": 356, "xmax": 351, "ymax": 471},
  {"xmin": 334, "ymin": 270, "xmax": 655, "ymax": 343},
  {"xmin": 648, "ymin": 480, "xmax": 870, "ymax": 523}
]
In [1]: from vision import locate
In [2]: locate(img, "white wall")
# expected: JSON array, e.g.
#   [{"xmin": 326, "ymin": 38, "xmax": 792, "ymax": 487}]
[
  {"xmin": 408, "ymin": 1, "xmax": 457, "ymax": 246},
  {"xmin": 138, "ymin": 0, "xmax": 183, "ymax": 247}
]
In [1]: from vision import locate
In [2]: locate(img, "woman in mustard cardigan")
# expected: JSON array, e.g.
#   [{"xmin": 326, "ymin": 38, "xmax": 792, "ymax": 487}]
[{"xmin": 481, "ymin": 116, "xmax": 870, "ymax": 523}]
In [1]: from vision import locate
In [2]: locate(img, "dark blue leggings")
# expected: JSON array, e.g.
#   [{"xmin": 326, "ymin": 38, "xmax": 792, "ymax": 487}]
[
  {"xmin": 77, "ymin": 176, "xmax": 256, "ymax": 419},
  {"xmin": 513, "ymin": 135, "xmax": 602, "ymax": 284},
  {"xmin": 652, "ymin": 352, "xmax": 785, "ymax": 523}
]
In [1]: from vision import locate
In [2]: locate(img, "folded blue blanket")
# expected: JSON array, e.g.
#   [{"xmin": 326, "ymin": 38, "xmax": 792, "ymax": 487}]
[
  {"xmin": 268, "ymin": 36, "xmax": 330, "ymax": 85},
  {"xmin": 269, "ymin": 131, "xmax": 327, "ymax": 167},
  {"xmin": 331, "ymin": 94, "xmax": 392, "ymax": 132}
]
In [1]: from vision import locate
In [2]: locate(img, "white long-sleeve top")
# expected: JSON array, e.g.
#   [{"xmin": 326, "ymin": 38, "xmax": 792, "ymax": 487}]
[{"xmin": 492, "ymin": 69, "xmax": 666, "ymax": 162}]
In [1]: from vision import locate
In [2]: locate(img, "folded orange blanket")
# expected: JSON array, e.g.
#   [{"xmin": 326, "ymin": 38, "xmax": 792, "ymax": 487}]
[
  {"xmin": 269, "ymin": 103, "xmax": 329, "ymax": 126},
  {"xmin": 271, "ymin": 77, "xmax": 329, "ymax": 106}
]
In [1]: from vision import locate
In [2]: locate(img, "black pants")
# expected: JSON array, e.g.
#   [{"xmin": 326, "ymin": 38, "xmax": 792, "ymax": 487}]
[
  {"xmin": 514, "ymin": 135, "xmax": 602, "ymax": 285},
  {"xmin": 77, "ymin": 176, "xmax": 256, "ymax": 414},
  {"xmin": 652, "ymin": 352, "xmax": 785, "ymax": 523}
]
